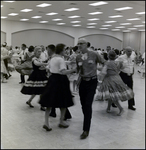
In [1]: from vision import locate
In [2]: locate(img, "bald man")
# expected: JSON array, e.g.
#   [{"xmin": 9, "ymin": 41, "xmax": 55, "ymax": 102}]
[
  {"xmin": 76, "ymin": 38, "xmax": 105, "ymax": 139},
  {"xmin": 116, "ymin": 46, "xmax": 136, "ymax": 110}
]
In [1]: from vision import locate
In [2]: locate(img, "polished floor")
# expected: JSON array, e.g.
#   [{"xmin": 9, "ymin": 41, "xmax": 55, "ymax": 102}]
[{"xmin": 1, "ymin": 65, "xmax": 145, "ymax": 149}]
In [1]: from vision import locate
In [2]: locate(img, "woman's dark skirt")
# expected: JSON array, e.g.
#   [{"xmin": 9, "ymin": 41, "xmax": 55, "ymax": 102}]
[{"xmin": 39, "ymin": 73, "xmax": 74, "ymax": 108}]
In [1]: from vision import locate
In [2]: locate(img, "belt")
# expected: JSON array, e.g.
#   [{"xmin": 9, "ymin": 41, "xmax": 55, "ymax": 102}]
[{"xmin": 82, "ymin": 75, "xmax": 97, "ymax": 81}]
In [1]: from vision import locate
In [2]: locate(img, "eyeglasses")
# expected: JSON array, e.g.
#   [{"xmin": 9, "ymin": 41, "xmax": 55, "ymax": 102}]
[{"xmin": 77, "ymin": 43, "xmax": 86, "ymax": 45}]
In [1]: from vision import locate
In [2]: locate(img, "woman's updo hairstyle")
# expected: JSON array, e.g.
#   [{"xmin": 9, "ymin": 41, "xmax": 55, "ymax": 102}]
[{"xmin": 108, "ymin": 50, "xmax": 117, "ymax": 60}]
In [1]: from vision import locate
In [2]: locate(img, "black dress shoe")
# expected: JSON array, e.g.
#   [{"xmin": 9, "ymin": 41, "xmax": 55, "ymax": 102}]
[
  {"xmin": 112, "ymin": 103, "xmax": 117, "ymax": 108},
  {"xmin": 43, "ymin": 125, "xmax": 52, "ymax": 131},
  {"xmin": 49, "ymin": 113, "xmax": 57, "ymax": 118},
  {"xmin": 128, "ymin": 107, "xmax": 136, "ymax": 111},
  {"xmin": 80, "ymin": 131, "xmax": 89, "ymax": 139},
  {"xmin": 64, "ymin": 116, "xmax": 72, "ymax": 121}
]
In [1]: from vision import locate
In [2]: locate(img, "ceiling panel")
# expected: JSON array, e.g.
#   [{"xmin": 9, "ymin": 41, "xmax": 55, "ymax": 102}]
[{"xmin": 1, "ymin": 1, "xmax": 145, "ymax": 32}]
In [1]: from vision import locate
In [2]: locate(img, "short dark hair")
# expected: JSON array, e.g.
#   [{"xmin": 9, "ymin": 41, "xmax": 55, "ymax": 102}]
[
  {"xmin": 28, "ymin": 45, "xmax": 34, "ymax": 52},
  {"xmin": 87, "ymin": 42, "xmax": 90, "ymax": 48},
  {"xmin": 22, "ymin": 44, "xmax": 27, "ymax": 48},
  {"xmin": 72, "ymin": 46, "xmax": 78, "ymax": 52},
  {"xmin": 48, "ymin": 44, "xmax": 55, "ymax": 52},
  {"xmin": 55, "ymin": 43, "xmax": 66, "ymax": 54}
]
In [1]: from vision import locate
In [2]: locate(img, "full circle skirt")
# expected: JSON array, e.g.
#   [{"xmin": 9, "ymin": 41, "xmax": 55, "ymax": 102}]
[
  {"xmin": 96, "ymin": 75, "xmax": 134, "ymax": 102},
  {"xmin": 39, "ymin": 73, "xmax": 74, "ymax": 108}
]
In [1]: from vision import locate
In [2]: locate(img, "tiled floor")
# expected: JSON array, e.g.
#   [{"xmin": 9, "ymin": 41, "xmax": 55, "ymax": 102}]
[{"xmin": 1, "ymin": 65, "xmax": 145, "ymax": 149}]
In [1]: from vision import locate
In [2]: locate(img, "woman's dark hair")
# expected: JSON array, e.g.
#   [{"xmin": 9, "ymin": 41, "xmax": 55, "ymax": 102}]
[
  {"xmin": 72, "ymin": 46, "xmax": 78, "ymax": 52},
  {"xmin": 114, "ymin": 49, "xmax": 120, "ymax": 55},
  {"xmin": 55, "ymin": 43, "xmax": 66, "ymax": 54},
  {"xmin": 28, "ymin": 45, "xmax": 34, "ymax": 52},
  {"xmin": 87, "ymin": 42, "xmax": 90, "ymax": 48},
  {"xmin": 48, "ymin": 44, "xmax": 55, "ymax": 52}
]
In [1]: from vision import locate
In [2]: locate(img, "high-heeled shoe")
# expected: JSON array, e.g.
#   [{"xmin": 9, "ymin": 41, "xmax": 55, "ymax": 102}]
[
  {"xmin": 43, "ymin": 125, "xmax": 52, "ymax": 131},
  {"xmin": 117, "ymin": 108, "xmax": 124, "ymax": 116},
  {"xmin": 26, "ymin": 101, "xmax": 34, "ymax": 108},
  {"xmin": 40, "ymin": 107, "xmax": 46, "ymax": 111}
]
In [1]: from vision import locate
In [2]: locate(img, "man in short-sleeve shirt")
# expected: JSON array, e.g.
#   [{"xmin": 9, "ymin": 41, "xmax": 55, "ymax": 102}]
[{"xmin": 76, "ymin": 38, "xmax": 105, "ymax": 139}]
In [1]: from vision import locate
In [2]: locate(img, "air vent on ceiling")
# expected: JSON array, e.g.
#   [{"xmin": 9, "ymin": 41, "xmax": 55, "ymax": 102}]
[
  {"xmin": 70, "ymin": 3, "xmax": 77, "ymax": 5},
  {"xmin": 38, "ymin": 11, "xmax": 44, "ymax": 13},
  {"xmin": 9, "ymin": 8, "xmax": 14, "ymax": 9},
  {"xmin": 61, "ymin": 15, "xmax": 65, "ymax": 16},
  {"xmin": 95, "ymin": 8, "xmax": 101, "ymax": 10},
  {"xmin": 116, "ymin": 11, "xmax": 121, "ymax": 13}
]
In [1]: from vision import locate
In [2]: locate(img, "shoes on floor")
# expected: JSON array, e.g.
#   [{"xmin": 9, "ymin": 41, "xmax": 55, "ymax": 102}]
[
  {"xmin": 26, "ymin": 101, "xmax": 34, "ymax": 108},
  {"xmin": 40, "ymin": 107, "xmax": 46, "ymax": 111},
  {"xmin": 43, "ymin": 125, "xmax": 52, "ymax": 131},
  {"xmin": 58, "ymin": 121, "xmax": 69, "ymax": 128},
  {"xmin": 49, "ymin": 113, "xmax": 57, "ymax": 118},
  {"xmin": 80, "ymin": 131, "xmax": 89, "ymax": 139},
  {"xmin": 117, "ymin": 108, "xmax": 124, "ymax": 116},
  {"xmin": 112, "ymin": 103, "xmax": 117, "ymax": 108},
  {"xmin": 128, "ymin": 106, "xmax": 136, "ymax": 111},
  {"xmin": 106, "ymin": 109, "xmax": 111, "ymax": 113}
]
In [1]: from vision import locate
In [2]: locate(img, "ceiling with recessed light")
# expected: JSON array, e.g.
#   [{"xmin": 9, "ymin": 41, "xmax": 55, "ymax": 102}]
[{"xmin": 1, "ymin": 1, "xmax": 145, "ymax": 32}]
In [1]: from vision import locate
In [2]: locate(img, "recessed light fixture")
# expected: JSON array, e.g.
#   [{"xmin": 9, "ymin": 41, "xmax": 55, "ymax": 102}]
[
  {"xmin": 86, "ymin": 26, "xmax": 96, "ymax": 28},
  {"xmin": 139, "ymin": 29, "xmax": 145, "ymax": 31},
  {"xmin": 88, "ymin": 18, "xmax": 100, "ymax": 21},
  {"xmin": 112, "ymin": 29, "xmax": 120, "ymax": 31},
  {"xmin": 114, "ymin": 7, "xmax": 133, "ymax": 11},
  {"xmin": 100, "ymin": 28, "xmax": 108, "ymax": 29},
  {"xmin": 142, "ymin": 21, "xmax": 145, "ymax": 23},
  {"xmin": 102, "ymin": 25, "xmax": 112, "ymax": 27},
  {"xmin": 127, "ymin": 18, "xmax": 140, "ymax": 21},
  {"xmin": 123, "ymin": 30, "xmax": 131, "ymax": 32},
  {"xmin": 109, "ymin": 15, "xmax": 123, "ymax": 18},
  {"xmin": 70, "ymin": 21, "xmax": 81, "ymax": 23},
  {"xmin": 52, "ymin": 18, "xmax": 62, "ymax": 21},
  {"xmin": 115, "ymin": 26, "xmax": 125, "ymax": 28},
  {"xmin": 46, "ymin": 12, "xmax": 58, "ymax": 15},
  {"xmin": 20, "ymin": 9, "xmax": 33, "ymax": 12},
  {"xmin": 120, "ymin": 23, "xmax": 131, "ymax": 25},
  {"xmin": 89, "ymin": 1, "xmax": 108, "ymax": 6},
  {"xmin": 127, "ymin": 28, "xmax": 137, "ymax": 30},
  {"xmin": 64, "ymin": 8, "xmax": 79, "ymax": 11},
  {"xmin": 1, "ymin": 16, "xmax": 7, "ymax": 19},
  {"xmin": 136, "ymin": 12, "xmax": 145, "ymax": 15},
  {"xmin": 36, "ymin": 3, "xmax": 52, "ymax": 7},
  {"xmin": 3, "ymin": 1, "xmax": 15, "ymax": 2},
  {"xmin": 133, "ymin": 25, "xmax": 145, "ymax": 27},
  {"xmin": 20, "ymin": 19, "xmax": 29, "ymax": 21},
  {"xmin": 105, "ymin": 21, "xmax": 117, "ymax": 23},
  {"xmin": 39, "ymin": 21, "xmax": 48, "ymax": 23},
  {"xmin": 68, "ymin": 16, "xmax": 80, "ymax": 18},
  {"xmin": 31, "ymin": 16, "xmax": 42, "ymax": 18},
  {"xmin": 72, "ymin": 24, "xmax": 81, "ymax": 26},
  {"xmin": 8, "ymin": 13, "xmax": 18, "ymax": 16},
  {"xmin": 87, "ymin": 23, "xmax": 97, "ymax": 25},
  {"xmin": 57, "ymin": 23, "xmax": 66, "ymax": 25},
  {"xmin": 88, "ymin": 12, "xmax": 103, "ymax": 15},
  {"xmin": 1, "ymin": 5, "xmax": 3, "ymax": 7}
]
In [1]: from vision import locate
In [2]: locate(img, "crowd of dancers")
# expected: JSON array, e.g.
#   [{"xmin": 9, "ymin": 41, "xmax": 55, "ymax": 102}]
[{"xmin": 1, "ymin": 39, "xmax": 145, "ymax": 139}]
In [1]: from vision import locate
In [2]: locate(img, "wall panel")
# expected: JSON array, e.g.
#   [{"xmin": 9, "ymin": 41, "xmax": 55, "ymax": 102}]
[
  {"xmin": 12, "ymin": 29, "xmax": 74, "ymax": 47},
  {"xmin": 80, "ymin": 34, "xmax": 122, "ymax": 50},
  {"xmin": 1, "ymin": 31, "xmax": 6, "ymax": 45}
]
